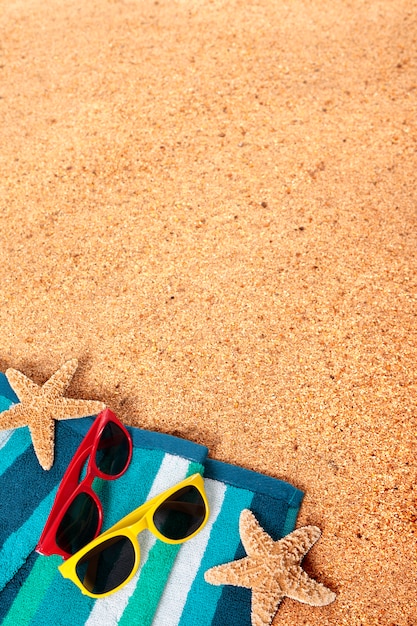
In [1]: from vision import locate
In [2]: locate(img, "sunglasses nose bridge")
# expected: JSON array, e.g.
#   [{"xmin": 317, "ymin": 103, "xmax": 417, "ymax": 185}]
[
  {"xmin": 75, "ymin": 462, "xmax": 102, "ymax": 498},
  {"xmin": 130, "ymin": 513, "xmax": 151, "ymax": 538}
]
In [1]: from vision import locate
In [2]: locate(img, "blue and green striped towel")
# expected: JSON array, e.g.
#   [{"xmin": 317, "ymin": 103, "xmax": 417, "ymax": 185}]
[{"xmin": 0, "ymin": 372, "xmax": 303, "ymax": 625}]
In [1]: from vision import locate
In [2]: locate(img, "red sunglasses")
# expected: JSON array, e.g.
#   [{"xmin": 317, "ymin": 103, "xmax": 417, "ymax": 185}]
[{"xmin": 36, "ymin": 408, "xmax": 132, "ymax": 560}]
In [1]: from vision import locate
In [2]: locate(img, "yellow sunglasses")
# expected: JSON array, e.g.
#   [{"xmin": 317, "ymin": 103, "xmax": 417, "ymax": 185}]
[{"xmin": 58, "ymin": 473, "xmax": 209, "ymax": 598}]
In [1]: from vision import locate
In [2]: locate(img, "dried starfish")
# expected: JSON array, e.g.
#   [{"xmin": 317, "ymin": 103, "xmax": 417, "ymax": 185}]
[
  {"xmin": 205, "ymin": 509, "xmax": 336, "ymax": 626},
  {"xmin": 0, "ymin": 359, "xmax": 106, "ymax": 470}
]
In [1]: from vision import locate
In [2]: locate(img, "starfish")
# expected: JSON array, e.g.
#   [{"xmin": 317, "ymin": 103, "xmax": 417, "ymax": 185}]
[
  {"xmin": 205, "ymin": 509, "xmax": 336, "ymax": 626},
  {"xmin": 0, "ymin": 359, "xmax": 106, "ymax": 470}
]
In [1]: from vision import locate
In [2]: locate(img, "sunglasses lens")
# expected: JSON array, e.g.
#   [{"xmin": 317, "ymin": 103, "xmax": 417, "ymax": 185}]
[
  {"xmin": 153, "ymin": 485, "xmax": 206, "ymax": 541},
  {"xmin": 56, "ymin": 492, "xmax": 99, "ymax": 554},
  {"xmin": 76, "ymin": 536, "xmax": 136, "ymax": 595},
  {"xmin": 95, "ymin": 421, "xmax": 130, "ymax": 476}
]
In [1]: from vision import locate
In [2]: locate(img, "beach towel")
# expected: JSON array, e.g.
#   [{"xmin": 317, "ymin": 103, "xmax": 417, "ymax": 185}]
[{"xmin": 0, "ymin": 372, "xmax": 304, "ymax": 625}]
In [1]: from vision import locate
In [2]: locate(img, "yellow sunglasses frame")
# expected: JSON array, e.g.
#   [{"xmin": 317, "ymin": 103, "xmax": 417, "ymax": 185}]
[{"xmin": 58, "ymin": 473, "xmax": 209, "ymax": 598}]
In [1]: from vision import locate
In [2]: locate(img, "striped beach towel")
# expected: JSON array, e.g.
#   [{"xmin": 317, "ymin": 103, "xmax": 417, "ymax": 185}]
[{"xmin": 0, "ymin": 372, "xmax": 303, "ymax": 625}]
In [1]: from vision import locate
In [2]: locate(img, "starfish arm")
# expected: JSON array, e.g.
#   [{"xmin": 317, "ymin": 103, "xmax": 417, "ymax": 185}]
[
  {"xmin": 0, "ymin": 403, "xmax": 35, "ymax": 429},
  {"xmin": 284, "ymin": 567, "xmax": 336, "ymax": 606},
  {"xmin": 1, "ymin": 362, "xmax": 106, "ymax": 470},
  {"xmin": 50, "ymin": 398, "xmax": 106, "ymax": 421},
  {"xmin": 41, "ymin": 359, "xmax": 79, "ymax": 397},
  {"xmin": 279, "ymin": 525, "xmax": 322, "ymax": 565},
  {"xmin": 5, "ymin": 369, "xmax": 41, "ymax": 402},
  {"xmin": 206, "ymin": 511, "xmax": 335, "ymax": 624},
  {"xmin": 28, "ymin": 419, "xmax": 56, "ymax": 471},
  {"xmin": 240, "ymin": 509, "xmax": 275, "ymax": 557},
  {"xmin": 205, "ymin": 557, "xmax": 256, "ymax": 589},
  {"xmin": 251, "ymin": 590, "xmax": 284, "ymax": 626}
]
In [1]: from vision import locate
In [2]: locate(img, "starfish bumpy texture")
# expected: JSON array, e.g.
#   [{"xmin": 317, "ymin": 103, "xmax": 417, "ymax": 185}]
[
  {"xmin": 205, "ymin": 509, "xmax": 336, "ymax": 626},
  {"xmin": 0, "ymin": 359, "xmax": 106, "ymax": 470}
]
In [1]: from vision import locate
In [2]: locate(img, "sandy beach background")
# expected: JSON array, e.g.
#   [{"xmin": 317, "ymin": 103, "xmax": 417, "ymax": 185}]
[{"xmin": 0, "ymin": 0, "xmax": 416, "ymax": 623}]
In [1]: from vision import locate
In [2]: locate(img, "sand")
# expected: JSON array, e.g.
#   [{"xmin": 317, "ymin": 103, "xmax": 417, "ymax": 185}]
[{"xmin": 0, "ymin": 0, "xmax": 416, "ymax": 623}]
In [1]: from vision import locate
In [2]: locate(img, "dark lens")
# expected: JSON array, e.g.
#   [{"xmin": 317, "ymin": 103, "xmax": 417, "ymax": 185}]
[
  {"xmin": 153, "ymin": 485, "xmax": 206, "ymax": 541},
  {"xmin": 75, "ymin": 536, "xmax": 136, "ymax": 595},
  {"xmin": 95, "ymin": 422, "xmax": 130, "ymax": 476},
  {"xmin": 56, "ymin": 492, "xmax": 99, "ymax": 554}
]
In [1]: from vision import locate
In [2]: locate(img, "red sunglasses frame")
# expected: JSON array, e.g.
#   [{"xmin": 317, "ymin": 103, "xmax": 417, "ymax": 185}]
[{"xmin": 36, "ymin": 408, "xmax": 132, "ymax": 560}]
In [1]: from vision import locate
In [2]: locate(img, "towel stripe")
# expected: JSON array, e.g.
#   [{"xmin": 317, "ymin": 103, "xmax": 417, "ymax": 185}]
[
  {"xmin": 152, "ymin": 477, "xmax": 227, "ymax": 625},
  {"xmin": 282, "ymin": 504, "xmax": 301, "ymax": 538},
  {"xmin": 118, "ymin": 459, "xmax": 201, "ymax": 626},
  {"xmin": 0, "ymin": 487, "xmax": 58, "ymax": 589},
  {"xmin": 0, "ymin": 427, "xmax": 13, "ymax": 449},
  {"xmin": 0, "ymin": 554, "xmax": 61, "ymax": 626},
  {"xmin": 178, "ymin": 478, "xmax": 254, "ymax": 626},
  {"xmin": 0, "ymin": 428, "xmax": 32, "ymax": 475},
  {"xmin": 124, "ymin": 542, "xmax": 183, "ymax": 626},
  {"xmin": 30, "ymin": 566, "xmax": 95, "ymax": 626},
  {"xmin": 0, "ymin": 551, "xmax": 39, "ymax": 622},
  {"xmin": 0, "ymin": 396, "xmax": 13, "ymax": 413}
]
